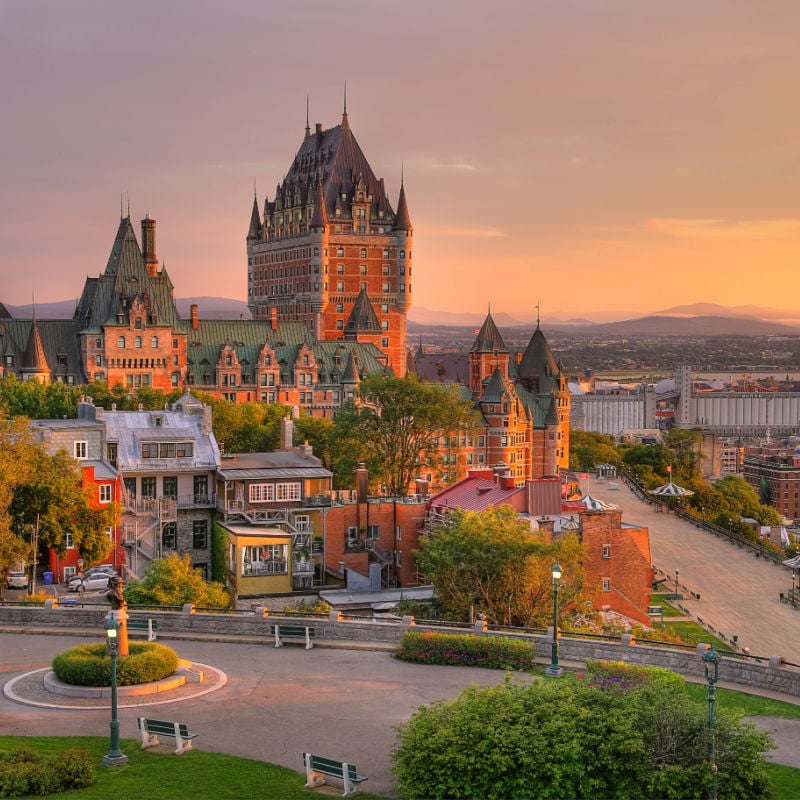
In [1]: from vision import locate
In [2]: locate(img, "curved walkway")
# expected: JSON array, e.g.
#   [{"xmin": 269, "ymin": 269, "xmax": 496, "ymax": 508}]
[
  {"xmin": 2, "ymin": 631, "xmax": 800, "ymax": 796},
  {"xmin": 587, "ymin": 476, "xmax": 800, "ymax": 664}
]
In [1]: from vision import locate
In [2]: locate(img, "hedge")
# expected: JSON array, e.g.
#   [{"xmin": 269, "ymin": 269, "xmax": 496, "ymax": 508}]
[
  {"xmin": 395, "ymin": 631, "xmax": 536, "ymax": 670},
  {"xmin": 51, "ymin": 642, "xmax": 178, "ymax": 686}
]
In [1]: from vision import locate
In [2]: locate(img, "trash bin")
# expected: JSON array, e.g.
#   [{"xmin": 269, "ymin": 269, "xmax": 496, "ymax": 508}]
[{"xmin": 43, "ymin": 572, "xmax": 53, "ymax": 585}]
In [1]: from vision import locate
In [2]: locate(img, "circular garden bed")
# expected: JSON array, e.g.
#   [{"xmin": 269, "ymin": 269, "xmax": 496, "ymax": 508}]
[{"xmin": 51, "ymin": 642, "xmax": 179, "ymax": 686}]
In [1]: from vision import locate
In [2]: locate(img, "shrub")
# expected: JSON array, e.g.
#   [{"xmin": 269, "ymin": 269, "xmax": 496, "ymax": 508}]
[
  {"xmin": 395, "ymin": 631, "xmax": 536, "ymax": 670},
  {"xmin": 583, "ymin": 659, "xmax": 685, "ymax": 693},
  {"xmin": 51, "ymin": 642, "xmax": 178, "ymax": 686},
  {"xmin": 392, "ymin": 672, "xmax": 773, "ymax": 800},
  {"xmin": 0, "ymin": 746, "xmax": 95, "ymax": 798}
]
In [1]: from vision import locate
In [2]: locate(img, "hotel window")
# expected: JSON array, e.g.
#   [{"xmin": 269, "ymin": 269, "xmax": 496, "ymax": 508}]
[
  {"xmin": 135, "ymin": 317, "xmax": 142, "ymax": 329},
  {"xmin": 360, "ymin": 248, "xmax": 367, "ymax": 258},
  {"xmin": 74, "ymin": 441, "xmax": 88, "ymax": 459},
  {"xmin": 360, "ymin": 264, "xmax": 368, "ymax": 275},
  {"xmin": 99, "ymin": 484, "xmax": 112, "ymax": 504},
  {"xmin": 162, "ymin": 476, "xmax": 178, "ymax": 499},
  {"xmin": 118, "ymin": 336, "xmax": 126, "ymax": 348},
  {"xmin": 602, "ymin": 545, "xmax": 611, "ymax": 559},
  {"xmin": 381, "ymin": 337, "xmax": 389, "ymax": 347},
  {"xmin": 602, "ymin": 578, "xmax": 610, "ymax": 591},
  {"xmin": 336, "ymin": 303, "xmax": 344, "ymax": 313},
  {"xmin": 337, "ymin": 247, "xmax": 344, "ymax": 257},
  {"xmin": 95, "ymin": 355, "xmax": 102, "ymax": 366},
  {"xmin": 193, "ymin": 520, "xmax": 208, "ymax": 549},
  {"xmin": 151, "ymin": 336, "xmax": 159, "ymax": 348},
  {"xmin": 162, "ymin": 522, "xmax": 177, "ymax": 551},
  {"xmin": 336, "ymin": 281, "xmax": 344, "ymax": 292},
  {"xmin": 135, "ymin": 336, "xmax": 142, "ymax": 349},
  {"xmin": 336, "ymin": 320, "xmax": 344, "ymax": 330},
  {"xmin": 382, "ymin": 264, "xmax": 389, "ymax": 275}
]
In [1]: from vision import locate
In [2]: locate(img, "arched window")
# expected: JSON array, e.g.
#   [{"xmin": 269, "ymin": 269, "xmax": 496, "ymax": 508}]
[
  {"xmin": 135, "ymin": 336, "xmax": 143, "ymax": 349},
  {"xmin": 151, "ymin": 336, "xmax": 158, "ymax": 348},
  {"xmin": 118, "ymin": 336, "xmax": 125, "ymax": 349}
]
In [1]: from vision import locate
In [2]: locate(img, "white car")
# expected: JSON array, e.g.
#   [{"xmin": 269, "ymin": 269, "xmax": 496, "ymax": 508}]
[
  {"xmin": 69, "ymin": 574, "xmax": 111, "ymax": 593},
  {"xmin": 6, "ymin": 571, "xmax": 29, "ymax": 589},
  {"xmin": 65, "ymin": 565, "xmax": 116, "ymax": 587}
]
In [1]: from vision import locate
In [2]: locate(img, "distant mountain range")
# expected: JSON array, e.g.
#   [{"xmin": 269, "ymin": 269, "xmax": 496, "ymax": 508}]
[{"xmin": 5, "ymin": 298, "xmax": 800, "ymax": 337}]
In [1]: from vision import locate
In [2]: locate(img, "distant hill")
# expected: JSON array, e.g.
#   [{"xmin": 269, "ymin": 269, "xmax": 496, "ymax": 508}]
[{"xmin": 576, "ymin": 315, "xmax": 800, "ymax": 337}]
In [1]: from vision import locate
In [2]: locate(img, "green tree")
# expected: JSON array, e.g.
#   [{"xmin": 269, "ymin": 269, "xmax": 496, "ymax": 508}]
[
  {"xmin": 415, "ymin": 506, "xmax": 585, "ymax": 626},
  {"xmin": 209, "ymin": 399, "xmax": 288, "ymax": 453},
  {"xmin": 348, "ymin": 374, "xmax": 479, "ymax": 495},
  {"xmin": 123, "ymin": 553, "xmax": 230, "ymax": 607},
  {"xmin": 392, "ymin": 669, "xmax": 772, "ymax": 800},
  {"xmin": 569, "ymin": 430, "xmax": 621, "ymax": 471},
  {"xmin": 664, "ymin": 427, "xmax": 703, "ymax": 482}
]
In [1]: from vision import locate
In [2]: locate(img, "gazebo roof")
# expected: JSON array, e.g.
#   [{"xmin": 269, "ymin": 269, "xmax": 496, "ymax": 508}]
[{"xmin": 649, "ymin": 480, "xmax": 694, "ymax": 497}]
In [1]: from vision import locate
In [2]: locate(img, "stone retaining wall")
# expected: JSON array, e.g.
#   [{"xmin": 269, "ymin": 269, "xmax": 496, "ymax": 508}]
[{"xmin": 2, "ymin": 606, "xmax": 798, "ymax": 698}]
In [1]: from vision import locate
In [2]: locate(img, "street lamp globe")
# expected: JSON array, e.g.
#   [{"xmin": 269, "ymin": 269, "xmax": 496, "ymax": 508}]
[{"xmin": 545, "ymin": 563, "xmax": 563, "ymax": 678}]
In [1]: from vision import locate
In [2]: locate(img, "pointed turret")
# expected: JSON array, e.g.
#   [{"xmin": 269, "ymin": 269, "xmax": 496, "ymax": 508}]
[
  {"xmin": 393, "ymin": 180, "xmax": 412, "ymax": 232},
  {"xmin": 309, "ymin": 180, "xmax": 329, "ymax": 229},
  {"xmin": 345, "ymin": 287, "xmax": 381, "ymax": 337},
  {"xmin": 248, "ymin": 194, "xmax": 262, "ymax": 238},
  {"xmin": 21, "ymin": 317, "xmax": 50, "ymax": 382},
  {"xmin": 517, "ymin": 323, "xmax": 562, "ymax": 395},
  {"xmin": 470, "ymin": 310, "xmax": 507, "ymax": 354}
]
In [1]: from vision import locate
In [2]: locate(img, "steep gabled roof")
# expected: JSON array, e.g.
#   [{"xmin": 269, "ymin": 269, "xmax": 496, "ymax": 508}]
[
  {"xmin": 22, "ymin": 318, "xmax": 48, "ymax": 372},
  {"xmin": 73, "ymin": 216, "xmax": 181, "ymax": 331},
  {"xmin": 481, "ymin": 367, "xmax": 508, "ymax": 403},
  {"xmin": 393, "ymin": 180, "xmax": 412, "ymax": 231},
  {"xmin": 248, "ymin": 195, "xmax": 261, "ymax": 238},
  {"xmin": 470, "ymin": 311, "xmax": 507, "ymax": 354},
  {"xmin": 516, "ymin": 325, "xmax": 562, "ymax": 394},
  {"xmin": 345, "ymin": 287, "xmax": 381, "ymax": 335}
]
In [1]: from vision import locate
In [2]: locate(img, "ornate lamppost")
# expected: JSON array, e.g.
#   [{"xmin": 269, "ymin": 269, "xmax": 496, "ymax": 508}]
[
  {"xmin": 674, "ymin": 568, "xmax": 680, "ymax": 598},
  {"xmin": 701, "ymin": 644, "xmax": 721, "ymax": 800},
  {"xmin": 545, "ymin": 563, "xmax": 563, "ymax": 677},
  {"xmin": 102, "ymin": 618, "xmax": 128, "ymax": 767}
]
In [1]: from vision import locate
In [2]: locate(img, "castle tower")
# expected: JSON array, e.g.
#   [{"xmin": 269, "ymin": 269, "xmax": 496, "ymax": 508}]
[
  {"xmin": 469, "ymin": 309, "xmax": 509, "ymax": 397},
  {"xmin": 246, "ymin": 102, "xmax": 411, "ymax": 375}
]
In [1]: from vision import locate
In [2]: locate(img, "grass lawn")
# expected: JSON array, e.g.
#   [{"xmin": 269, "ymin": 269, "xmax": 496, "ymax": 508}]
[{"xmin": 0, "ymin": 736, "xmax": 385, "ymax": 800}]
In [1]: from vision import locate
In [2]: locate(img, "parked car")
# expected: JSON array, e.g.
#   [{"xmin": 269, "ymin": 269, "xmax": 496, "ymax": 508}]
[
  {"xmin": 68, "ymin": 574, "xmax": 112, "ymax": 593},
  {"xmin": 6, "ymin": 571, "xmax": 29, "ymax": 589},
  {"xmin": 65, "ymin": 565, "xmax": 117, "ymax": 587}
]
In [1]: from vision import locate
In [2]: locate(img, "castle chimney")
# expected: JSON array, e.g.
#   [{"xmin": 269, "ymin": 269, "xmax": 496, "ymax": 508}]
[
  {"xmin": 141, "ymin": 214, "xmax": 158, "ymax": 278},
  {"xmin": 191, "ymin": 304, "xmax": 199, "ymax": 330}
]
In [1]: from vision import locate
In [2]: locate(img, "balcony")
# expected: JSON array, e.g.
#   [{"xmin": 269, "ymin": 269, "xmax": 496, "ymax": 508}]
[{"xmin": 242, "ymin": 560, "xmax": 287, "ymax": 577}]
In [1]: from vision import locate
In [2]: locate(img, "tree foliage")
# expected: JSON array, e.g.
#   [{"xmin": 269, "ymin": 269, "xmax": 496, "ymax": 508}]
[
  {"xmin": 0, "ymin": 418, "xmax": 117, "ymax": 588},
  {"xmin": 123, "ymin": 552, "xmax": 230, "ymax": 607},
  {"xmin": 329, "ymin": 374, "xmax": 479, "ymax": 495},
  {"xmin": 415, "ymin": 506, "xmax": 585, "ymax": 627},
  {"xmin": 392, "ymin": 668, "xmax": 772, "ymax": 800},
  {"xmin": 569, "ymin": 430, "xmax": 620, "ymax": 471}
]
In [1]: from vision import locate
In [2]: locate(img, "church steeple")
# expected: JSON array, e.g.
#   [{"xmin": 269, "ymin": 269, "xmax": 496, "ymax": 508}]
[{"xmin": 248, "ymin": 192, "xmax": 262, "ymax": 238}]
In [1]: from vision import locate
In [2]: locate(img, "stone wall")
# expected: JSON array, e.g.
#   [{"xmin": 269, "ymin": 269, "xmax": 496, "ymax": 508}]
[{"xmin": 2, "ymin": 605, "xmax": 798, "ymax": 697}]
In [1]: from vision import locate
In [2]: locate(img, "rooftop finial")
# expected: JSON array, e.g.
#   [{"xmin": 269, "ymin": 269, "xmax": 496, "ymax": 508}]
[
  {"xmin": 127, "ymin": 192, "xmax": 130, "ymax": 219},
  {"xmin": 342, "ymin": 81, "xmax": 350, "ymax": 131},
  {"xmin": 120, "ymin": 192, "xmax": 123, "ymax": 219},
  {"xmin": 305, "ymin": 95, "xmax": 310, "ymax": 137},
  {"xmin": 536, "ymin": 301, "xmax": 540, "ymax": 328}
]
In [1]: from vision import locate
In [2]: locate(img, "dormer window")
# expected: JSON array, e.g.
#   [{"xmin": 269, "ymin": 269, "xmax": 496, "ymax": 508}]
[{"xmin": 135, "ymin": 317, "xmax": 142, "ymax": 329}]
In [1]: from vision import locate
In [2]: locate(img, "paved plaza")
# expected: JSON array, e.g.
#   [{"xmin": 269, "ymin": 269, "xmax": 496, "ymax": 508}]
[{"xmin": 587, "ymin": 476, "xmax": 800, "ymax": 664}]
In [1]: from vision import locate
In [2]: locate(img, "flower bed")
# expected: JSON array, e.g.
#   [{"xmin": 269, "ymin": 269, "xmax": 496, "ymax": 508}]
[{"xmin": 395, "ymin": 631, "xmax": 536, "ymax": 670}]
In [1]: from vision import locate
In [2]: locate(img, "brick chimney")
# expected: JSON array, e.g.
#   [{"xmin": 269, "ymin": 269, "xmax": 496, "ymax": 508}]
[
  {"xmin": 141, "ymin": 214, "xmax": 158, "ymax": 278},
  {"xmin": 270, "ymin": 306, "xmax": 278, "ymax": 331},
  {"xmin": 280, "ymin": 415, "xmax": 294, "ymax": 450},
  {"xmin": 190, "ymin": 304, "xmax": 199, "ymax": 330}
]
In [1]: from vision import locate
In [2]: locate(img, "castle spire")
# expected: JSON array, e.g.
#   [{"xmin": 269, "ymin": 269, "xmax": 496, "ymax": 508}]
[
  {"xmin": 341, "ymin": 81, "xmax": 350, "ymax": 132},
  {"xmin": 305, "ymin": 95, "xmax": 310, "ymax": 138}
]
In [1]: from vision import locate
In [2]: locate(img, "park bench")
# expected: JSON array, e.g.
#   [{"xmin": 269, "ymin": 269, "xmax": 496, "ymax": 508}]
[
  {"xmin": 303, "ymin": 752, "xmax": 367, "ymax": 797},
  {"xmin": 272, "ymin": 624, "xmax": 316, "ymax": 649},
  {"xmin": 138, "ymin": 717, "xmax": 198, "ymax": 755},
  {"xmin": 127, "ymin": 618, "xmax": 158, "ymax": 641}
]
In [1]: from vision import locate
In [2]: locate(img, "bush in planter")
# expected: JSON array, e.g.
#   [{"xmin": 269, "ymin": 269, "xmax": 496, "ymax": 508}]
[
  {"xmin": 395, "ymin": 631, "xmax": 536, "ymax": 670},
  {"xmin": 51, "ymin": 642, "xmax": 178, "ymax": 686}
]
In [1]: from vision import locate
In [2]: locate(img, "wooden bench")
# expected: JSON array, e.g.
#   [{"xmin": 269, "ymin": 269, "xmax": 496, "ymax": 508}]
[
  {"xmin": 273, "ymin": 624, "xmax": 315, "ymax": 649},
  {"xmin": 137, "ymin": 717, "xmax": 198, "ymax": 755},
  {"xmin": 303, "ymin": 752, "xmax": 367, "ymax": 797},
  {"xmin": 127, "ymin": 618, "xmax": 158, "ymax": 641}
]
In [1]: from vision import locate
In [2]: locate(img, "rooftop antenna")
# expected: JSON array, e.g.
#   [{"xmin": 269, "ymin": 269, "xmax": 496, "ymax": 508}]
[
  {"xmin": 127, "ymin": 192, "xmax": 130, "ymax": 219},
  {"xmin": 342, "ymin": 81, "xmax": 350, "ymax": 131},
  {"xmin": 536, "ymin": 301, "xmax": 540, "ymax": 328}
]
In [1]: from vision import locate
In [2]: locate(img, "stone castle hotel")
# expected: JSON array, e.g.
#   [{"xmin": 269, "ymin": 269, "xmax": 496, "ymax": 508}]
[{"xmin": 0, "ymin": 105, "xmax": 568, "ymax": 484}]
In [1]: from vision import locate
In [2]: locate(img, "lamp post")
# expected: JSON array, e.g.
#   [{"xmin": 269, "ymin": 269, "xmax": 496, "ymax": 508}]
[
  {"xmin": 545, "ymin": 563, "xmax": 563, "ymax": 677},
  {"xmin": 674, "ymin": 568, "xmax": 680, "ymax": 598},
  {"xmin": 702, "ymin": 645, "xmax": 721, "ymax": 800},
  {"xmin": 102, "ymin": 618, "xmax": 128, "ymax": 767}
]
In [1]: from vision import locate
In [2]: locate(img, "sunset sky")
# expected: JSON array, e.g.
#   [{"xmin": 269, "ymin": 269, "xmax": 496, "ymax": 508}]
[{"xmin": 1, "ymin": 1, "xmax": 799, "ymax": 322}]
